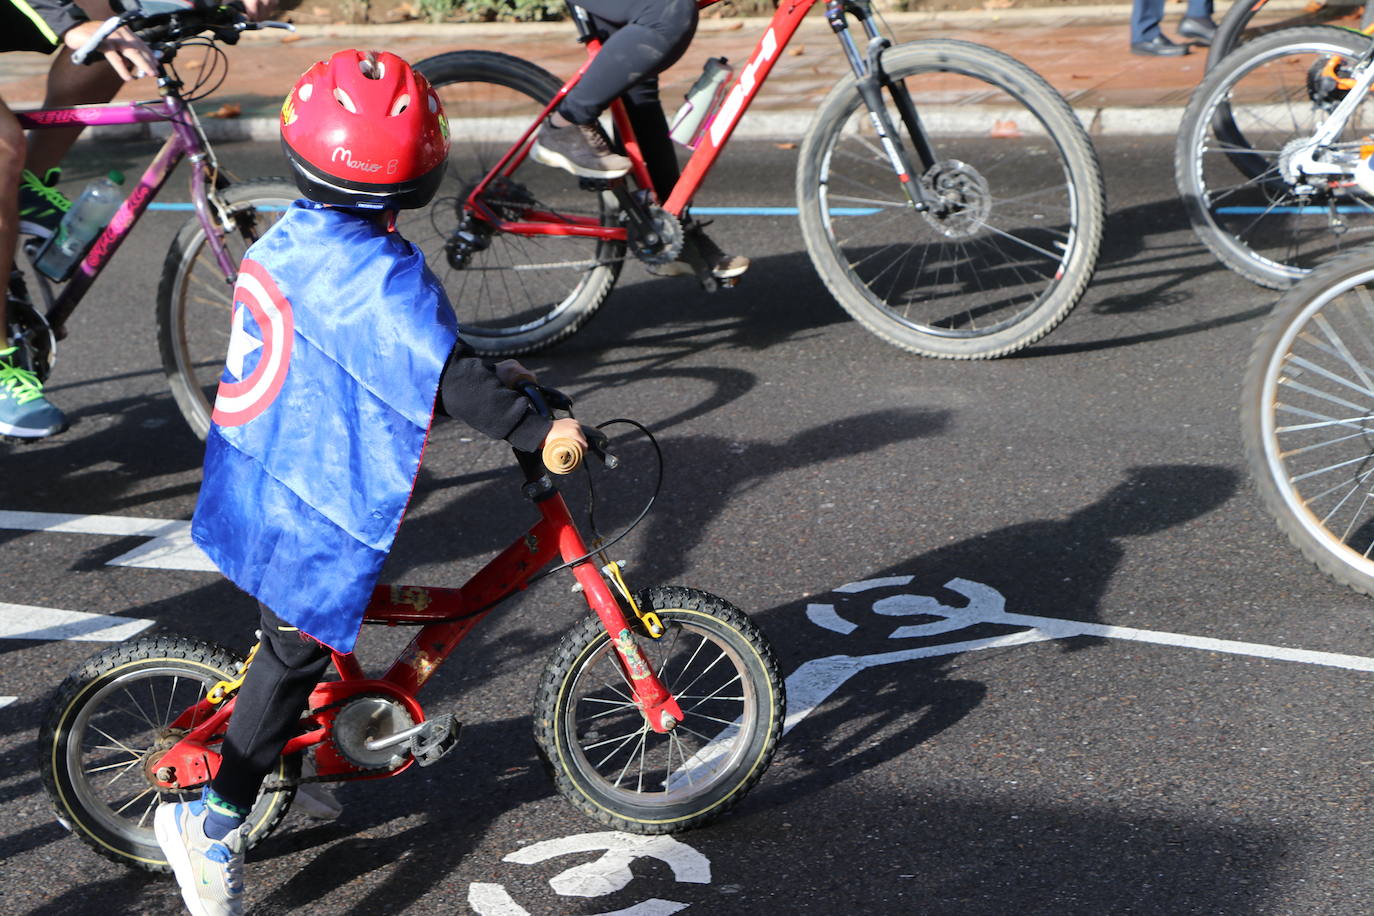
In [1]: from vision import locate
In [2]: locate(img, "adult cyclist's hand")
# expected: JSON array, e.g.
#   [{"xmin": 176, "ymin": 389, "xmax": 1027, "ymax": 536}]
[
  {"xmin": 62, "ymin": 20, "xmax": 156, "ymax": 81},
  {"xmin": 239, "ymin": 0, "xmax": 280, "ymax": 21}
]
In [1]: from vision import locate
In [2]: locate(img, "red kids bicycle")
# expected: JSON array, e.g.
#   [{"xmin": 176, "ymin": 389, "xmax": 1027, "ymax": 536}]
[
  {"xmin": 38, "ymin": 386, "xmax": 785, "ymax": 870},
  {"xmin": 397, "ymin": 0, "xmax": 1104, "ymax": 360}
]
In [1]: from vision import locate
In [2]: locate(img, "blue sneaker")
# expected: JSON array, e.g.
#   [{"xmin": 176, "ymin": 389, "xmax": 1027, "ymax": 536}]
[
  {"xmin": 154, "ymin": 800, "xmax": 245, "ymax": 916},
  {"xmin": 0, "ymin": 345, "xmax": 64, "ymax": 439}
]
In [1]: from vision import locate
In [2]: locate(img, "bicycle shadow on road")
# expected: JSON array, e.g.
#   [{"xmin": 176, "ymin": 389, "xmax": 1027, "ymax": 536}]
[{"xmin": 750, "ymin": 463, "xmax": 1239, "ymax": 804}]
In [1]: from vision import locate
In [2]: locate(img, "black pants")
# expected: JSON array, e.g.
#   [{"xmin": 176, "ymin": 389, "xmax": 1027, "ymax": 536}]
[
  {"xmin": 209, "ymin": 603, "xmax": 331, "ymax": 811},
  {"xmin": 560, "ymin": 0, "xmax": 699, "ymax": 202}
]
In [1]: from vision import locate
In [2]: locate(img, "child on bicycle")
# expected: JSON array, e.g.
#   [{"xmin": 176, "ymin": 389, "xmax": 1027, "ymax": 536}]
[
  {"xmin": 528, "ymin": 0, "xmax": 749, "ymax": 281},
  {"xmin": 153, "ymin": 49, "xmax": 585, "ymax": 916}
]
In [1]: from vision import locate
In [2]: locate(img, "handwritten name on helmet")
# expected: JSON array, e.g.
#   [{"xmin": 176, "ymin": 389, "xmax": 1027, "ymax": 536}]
[{"xmin": 331, "ymin": 146, "xmax": 401, "ymax": 175}]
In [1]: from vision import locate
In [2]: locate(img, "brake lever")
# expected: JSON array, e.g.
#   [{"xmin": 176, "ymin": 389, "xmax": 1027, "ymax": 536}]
[{"xmin": 584, "ymin": 426, "xmax": 619, "ymax": 469}]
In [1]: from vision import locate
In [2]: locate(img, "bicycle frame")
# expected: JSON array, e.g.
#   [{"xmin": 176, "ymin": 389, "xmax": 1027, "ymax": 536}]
[
  {"xmin": 148, "ymin": 451, "xmax": 683, "ymax": 788},
  {"xmin": 466, "ymin": 0, "xmax": 920, "ymax": 241},
  {"xmin": 14, "ymin": 89, "xmax": 235, "ymax": 337}
]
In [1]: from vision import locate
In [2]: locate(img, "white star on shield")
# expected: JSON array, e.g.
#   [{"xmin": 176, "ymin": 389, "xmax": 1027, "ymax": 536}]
[{"xmin": 225, "ymin": 302, "xmax": 265, "ymax": 381}]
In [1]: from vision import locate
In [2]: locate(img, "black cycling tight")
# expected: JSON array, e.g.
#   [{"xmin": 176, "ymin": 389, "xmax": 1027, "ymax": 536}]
[{"xmin": 560, "ymin": 0, "xmax": 699, "ymax": 202}]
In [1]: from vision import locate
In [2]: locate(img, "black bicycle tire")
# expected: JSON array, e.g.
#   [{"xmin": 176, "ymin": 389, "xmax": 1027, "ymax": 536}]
[
  {"xmin": 412, "ymin": 50, "xmax": 623, "ymax": 356},
  {"xmin": 796, "ymin": 39, "xmax": 1104, "ymax": 359},
  {"xmin": 39, "ymin": 635, "xmax": 298, "ymax": 873},
  {"xmin": 156, "ymin": 178, "xmax": 299, "ymax": 441},
  {"xmin": 1241, "ymin": 245, "xmax": 1374, "ymax": 596},
  {"xmin": 533, "ymin": 586, "xmax": 784, "ymax": 834},
  {"xmin": 1175, "ymin": 26, "xmax": 1374, "ymax": 289},
  {"xmin": 1209, "ymin": 0, "xmax": 1278, "ymax": 70}
]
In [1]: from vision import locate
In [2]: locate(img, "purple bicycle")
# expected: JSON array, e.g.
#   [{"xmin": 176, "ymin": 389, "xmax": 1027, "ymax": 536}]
[{"xmin": 9, "ymin": 0, "xmax": 296, "ymax": 440}]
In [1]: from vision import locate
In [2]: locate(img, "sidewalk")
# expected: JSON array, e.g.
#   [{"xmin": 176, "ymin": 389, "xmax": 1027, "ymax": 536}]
[{"xmin": 0, "ymin": 0, "xmax": 1356, "ymax": 140}]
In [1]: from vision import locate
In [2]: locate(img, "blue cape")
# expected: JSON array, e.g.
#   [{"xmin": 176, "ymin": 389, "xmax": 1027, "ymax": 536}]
[{"xmin": 192, "ymin": 202, "xmax": 458, "ymax": 652}]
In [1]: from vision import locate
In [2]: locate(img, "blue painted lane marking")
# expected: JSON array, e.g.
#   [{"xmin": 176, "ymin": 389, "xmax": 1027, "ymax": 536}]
[{"xmin": 1217, "ymin": 206, "xmax": 1374, "ymax": 215}]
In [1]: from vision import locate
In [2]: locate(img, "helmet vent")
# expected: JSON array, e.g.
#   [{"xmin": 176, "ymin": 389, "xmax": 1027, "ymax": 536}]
[
  {"xmin": 298, "ymin": 82, "xmax": 313, "ymax": 102},
  {"xmin": 390, "ymin": 94, "xmax": 411, "ymax": 117},
  {"xmin": 333, "ymin": 88, "xmax": 357, "ymax": 113},
  {"xmin": 359, "ymin": 56, "xmax": 385, "ymax": 80}
]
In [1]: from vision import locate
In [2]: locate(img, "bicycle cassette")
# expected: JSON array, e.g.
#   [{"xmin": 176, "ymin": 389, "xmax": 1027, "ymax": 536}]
[
  {"xmin": 328, "ymin": 694, "xmax": 416, "ymax": 770},
  {"xmin": 626, "ymin": 206, "xmax": 684, "ymax": 266}
]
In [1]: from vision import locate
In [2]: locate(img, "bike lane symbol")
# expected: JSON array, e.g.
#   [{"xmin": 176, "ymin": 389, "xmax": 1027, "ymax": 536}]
[
  {"xmin": 469, "ymin": 831, "xmax": 710, "ymax": 916},
  {"xmin": 787, "ymin": 575, "xmax": 1374, "ymax": 736}
]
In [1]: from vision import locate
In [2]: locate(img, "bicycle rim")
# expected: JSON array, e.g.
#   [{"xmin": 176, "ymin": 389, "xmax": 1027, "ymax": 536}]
[
  {"xmin": 801, "ymin": 42, "xmax": 1100, "ymax": 357},
  {"xmin": 1179, "ymin": 27, "xmax": 1374, "ymax": 288},
  {"xmin": 1247, "ymin": 252, "xmax": 1374, "ymax": 594},
  {"xmin": 402, "ymin": 53, "xmax": 622, "ymax": 355}
]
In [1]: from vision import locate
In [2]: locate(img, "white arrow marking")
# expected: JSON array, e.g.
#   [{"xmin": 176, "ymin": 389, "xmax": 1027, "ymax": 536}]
[
  {"xmin": 0, "ymin": 697, "xmax": 16, "ymax": 709},
  {"xmin": 0, "ymin": 510, "xmax": 213, "ymax": 571},
  {"xmin": 0, "ymin": 602, "xmax": 153, "ymax": 642}
]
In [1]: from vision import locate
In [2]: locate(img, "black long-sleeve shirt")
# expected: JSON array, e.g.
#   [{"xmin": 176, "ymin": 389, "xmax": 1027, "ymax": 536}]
[
  {"xmin": 436, "ymin": 339, "xmax": 552, "ymax": 453},
  {"xmin": 2, "ymin": 0, "xmax": 87, "ymax": 53}
]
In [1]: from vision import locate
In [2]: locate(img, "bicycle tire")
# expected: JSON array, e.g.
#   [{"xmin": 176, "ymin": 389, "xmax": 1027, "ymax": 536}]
[
  {"xmin": 38, "ymin": 635, "xmax": 298, "ymax": 872},
  {"xmin": 1176, "ymin": 26, "xmax": 1374, "ymax": 289},
  {"xmin": 796, "ymin": 40, "xmax": 1105, "ymax": 359},
  {"xmin": 410, "ymin": 50, "xmax": 623, "ymax": 356},
  {"xmin": 1209, "ymin": 0, "xmax": 1365, "ymax": 70},
  {"xmin": 1242, "ymin": 244, "xmax": 1374, "ymax": 596},
  {"xmin": 533, "ymin": 586, "xmax": 784, "ymax": 834},
  {"xmin": 156, "ymin": 178, "xmax": 298, "ymax": 440}
]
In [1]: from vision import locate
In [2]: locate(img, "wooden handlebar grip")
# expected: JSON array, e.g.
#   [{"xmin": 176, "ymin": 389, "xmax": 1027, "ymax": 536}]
[{"xmin": 542, "ymin": 436, "xmax": 584, "ymax": 474}]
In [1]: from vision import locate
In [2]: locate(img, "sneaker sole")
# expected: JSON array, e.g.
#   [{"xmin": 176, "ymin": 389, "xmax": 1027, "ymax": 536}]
[
  {"xmin": 0, "ymin": 418, "xmax": 64, "ymax": 438},
  {"xmin": 18, "ymin": 219, "xmax": 56, "ymax": 239},
  {"xmin": 530, "ymin": 143, "xmax": 630, "ymax": 180},
  {"xmin": 154, "ymin": 805, "xmax": 216, "ymax": 916}
]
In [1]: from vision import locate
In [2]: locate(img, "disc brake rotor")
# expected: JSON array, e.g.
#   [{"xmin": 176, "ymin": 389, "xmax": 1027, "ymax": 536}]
[{"xmin": 920, "ymin": 160, "xmax": 992, "ymax": 239}]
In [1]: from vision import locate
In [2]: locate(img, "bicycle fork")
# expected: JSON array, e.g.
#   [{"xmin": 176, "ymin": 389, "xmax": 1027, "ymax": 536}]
[{"xmin": 826, "ymin": 0, "xmax": 936, "ymax": 213}]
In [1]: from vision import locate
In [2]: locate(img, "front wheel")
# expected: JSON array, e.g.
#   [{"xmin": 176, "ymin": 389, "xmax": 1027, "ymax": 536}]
[
  {"xmin": 534, "ymin": 587, "xmax": 785, "ymax": 834},
  {"xmin": 39, "ymin": 636, "xmax": 297, "ymax": 872},
  {"xmin": 1242, "ymin": 245, "xmax": 1374, "ymax": 596},
  {"xmin": 156, "ymin": 179, "xmax": 298, "ymax": 440},
  {"xmin": 797, "ymin": 40, "xmax": 1105, "ymax": 359}
]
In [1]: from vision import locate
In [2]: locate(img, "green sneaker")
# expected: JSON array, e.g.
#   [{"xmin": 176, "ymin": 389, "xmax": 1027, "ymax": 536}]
[
  {"xmin": 154, "ymin": 800, "xmax": 246, "ymax": 916},
  {"xmin": 18, "ymin": 168, "xmax": 70, "ymax": 238},
  {"xmin": 0, "ymin": 345, "xmax": 65, "ymax": 439}
]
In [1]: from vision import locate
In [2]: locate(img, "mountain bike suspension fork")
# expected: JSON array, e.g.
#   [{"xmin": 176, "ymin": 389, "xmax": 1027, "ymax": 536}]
[{"xmin": 826, "ymin": 0, "xmax": 936, "ymax": 212}]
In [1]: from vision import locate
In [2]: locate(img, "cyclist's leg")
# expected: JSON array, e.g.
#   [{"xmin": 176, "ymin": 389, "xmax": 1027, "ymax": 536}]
[
  {"xmin": 0, "ymin": 98, "xmax": 21, "ymax": 322},
  {"xmin": 209, "ymin": 603, "xmax": 332, "ymax": 817},
  {"xmin": 24, "ymin": 31, "xmax": 122, "ymax": 178}
]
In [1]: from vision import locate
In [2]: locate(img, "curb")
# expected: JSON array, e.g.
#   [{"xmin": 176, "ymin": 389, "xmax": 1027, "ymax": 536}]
[{"xmin": 82, "ymin": 103, "xmax": 1186, "ymax": 144}]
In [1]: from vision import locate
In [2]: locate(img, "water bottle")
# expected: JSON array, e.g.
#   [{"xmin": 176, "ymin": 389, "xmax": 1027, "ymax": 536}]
[
  {"xmin": 34, "ymin": 171, "xmax": 126, "ymax": 281},
  {"xmin": 669, "ymin": 57, "xmax": 733, "ymax": 149}
]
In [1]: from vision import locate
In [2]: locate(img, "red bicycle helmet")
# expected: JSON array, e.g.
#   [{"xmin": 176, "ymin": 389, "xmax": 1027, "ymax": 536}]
[{"xmin": 280, "ymin": 49, "xmax": 449, "ymax": 209}]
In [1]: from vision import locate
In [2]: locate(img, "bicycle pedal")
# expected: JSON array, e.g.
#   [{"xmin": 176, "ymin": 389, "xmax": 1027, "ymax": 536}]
[
  {"xmin": 409, "ymin": 713, "xmax": 461, "ymax": 767},
  {"xmin": 577, "ymin": 177, "xmax": 616, "ymax": 192}
]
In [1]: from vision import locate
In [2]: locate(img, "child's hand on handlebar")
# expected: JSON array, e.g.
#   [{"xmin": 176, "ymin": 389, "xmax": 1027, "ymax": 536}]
[
  {"xmin": 493, "ymin": 359, "xmax": 537, "ymax": 390},
  {"xmin": 544, "ymin": 417, "xmax": 588, "ymax": 453}
]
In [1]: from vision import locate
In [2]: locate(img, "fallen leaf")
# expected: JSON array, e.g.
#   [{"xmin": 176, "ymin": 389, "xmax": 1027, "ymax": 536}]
[
  {"xmin": 981, "ymin": 0, "xmax": 1014, "ymax": 8},
  {"xmin": 775, "ymin": 142, "xmax": 797, "ymax": 150},
  {"xmin": 989, "ymin": 119, "xmax": 1021, "ymax": 139},
  {"xmin": 207, "ymin": 103, "xmax": 242, "ymax": 119},
  {"xmin": 281, "ymin": 33, "xmax": 302, "ymax": 43},
  {"xmin": 788, "ymin": 46, "xmax": 805, "ymax": 56}
]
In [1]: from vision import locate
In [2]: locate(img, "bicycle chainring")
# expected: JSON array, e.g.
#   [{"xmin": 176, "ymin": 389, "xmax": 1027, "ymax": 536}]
[
  {"xmin": 920, "ymin": 160, "xmax": 992, "ymax": 239},
  {"xmin": 328, "ymin": 694, "xmax": 416, "ymax": 770},
  {"xmin": 627, "ymin": 206, "xmax": 684, "ymax": 266}
]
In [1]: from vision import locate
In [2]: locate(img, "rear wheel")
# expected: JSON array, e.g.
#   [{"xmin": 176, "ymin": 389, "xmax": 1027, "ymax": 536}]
[
  {"xmin": 534, "ymin": 587, "xmax": 784, "ymax": 833},
  {"xmin": 156, "ymin": 179, "xmax": 298, "ymax": 440},
  {"xmin": 411, "ymin": 50, "xmax": 623, "ymax": 356},
  {"xmin": 39, "ymin": 636, "xmax": 297, "ymax": 872},
  {"xmin": 1176, "ymin": 27, "xmax": 1374, "ymax": 289}
]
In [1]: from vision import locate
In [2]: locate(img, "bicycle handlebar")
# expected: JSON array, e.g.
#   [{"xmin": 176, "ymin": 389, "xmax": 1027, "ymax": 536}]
[
  {"xmin": 515, "ymin": 381, "xmax": 615, "ymax": 475},
  {"xmin": 73, "ymin": 1, "xmax": 294, "ymax": 66}
]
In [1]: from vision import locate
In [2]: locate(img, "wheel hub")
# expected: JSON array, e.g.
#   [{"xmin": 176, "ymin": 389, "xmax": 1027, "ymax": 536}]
[{"xmin": 920, "ymin": 160, "xmax": 992, "ymax": 239}]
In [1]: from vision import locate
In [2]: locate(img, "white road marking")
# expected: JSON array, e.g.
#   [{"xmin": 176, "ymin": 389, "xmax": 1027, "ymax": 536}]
[
  {"xmin": 0, "ymin": 602, "xmax": 154, "ymax": 642},
  {"xmin": 0, "ymin": 509, "xmax": 213, "ymax": 571},
  {"xmin": 0, "ymin": 697, "xmax": 16, "ymax": 709}
]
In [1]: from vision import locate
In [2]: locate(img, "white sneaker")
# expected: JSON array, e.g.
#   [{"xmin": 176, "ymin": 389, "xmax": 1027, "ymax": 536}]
[{"xmin": 154, "ymin": 800, "xmax": 245, "ymax": 916}]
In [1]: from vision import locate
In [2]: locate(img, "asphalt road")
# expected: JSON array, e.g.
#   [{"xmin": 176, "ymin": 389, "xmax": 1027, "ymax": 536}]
[{"xmin": 4, "ymin": 135, "xmax": 1374, "ymax": 916}]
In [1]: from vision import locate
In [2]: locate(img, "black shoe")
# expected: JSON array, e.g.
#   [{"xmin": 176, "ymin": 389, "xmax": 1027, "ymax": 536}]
[
  {"xmin": 1130, "ymin": 34, "xmax": 1189, "ymax": 56},
  {"xmin": 1177, "ymin": 16, "xmax": 1217, "ymax": 45},
  {"xmin": 530, "ymin": 116, "xmax": 631, "ymax": 179}
]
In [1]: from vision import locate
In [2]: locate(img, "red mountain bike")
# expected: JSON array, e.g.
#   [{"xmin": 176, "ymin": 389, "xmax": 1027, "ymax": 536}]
[
  {"xmin": 393, "ymin": 0, "xmax": 1105, "ymax": 360},
  {"xmin": 39, "ymin": 386, "xmax": 785, "ymax": 871}
]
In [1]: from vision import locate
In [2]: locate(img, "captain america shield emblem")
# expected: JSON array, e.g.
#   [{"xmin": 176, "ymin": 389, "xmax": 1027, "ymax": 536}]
[{"xmin": 211, "ymin": 258, "xmax": 294, "ymax": 427}]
